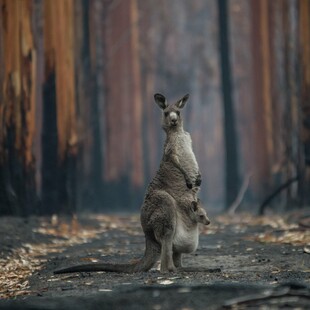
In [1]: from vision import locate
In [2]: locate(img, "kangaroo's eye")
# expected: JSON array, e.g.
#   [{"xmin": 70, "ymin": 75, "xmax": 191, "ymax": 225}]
[
  {"xmin": 200, "ymin": 215, "xmax": 204, "ymax": 219},
  {"xmin": 164, "ymin": 112, "xmax": 169, "ymax": 117},
  {"xmin": 176, "ymin": 111, "xmax": 180, "ymax": 116}
]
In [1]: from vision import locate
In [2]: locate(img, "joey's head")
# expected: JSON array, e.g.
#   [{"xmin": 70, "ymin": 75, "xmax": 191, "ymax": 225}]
[
  {"xmin": 191, "ymin": 200, "xmax": 210, "ymax": 226},
  {"xmin": 154, "ymin": 93, "xmax": 189, "ymax": 132}
]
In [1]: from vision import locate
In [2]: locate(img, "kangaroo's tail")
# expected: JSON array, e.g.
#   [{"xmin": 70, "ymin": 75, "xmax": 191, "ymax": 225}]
[
  {"xmin": 54, "ymin": 262, "xmax": 142, "ymax": 274},
  {"xmin": 54, "ymin": 238, "xmax": 160, "ymax": 274}
]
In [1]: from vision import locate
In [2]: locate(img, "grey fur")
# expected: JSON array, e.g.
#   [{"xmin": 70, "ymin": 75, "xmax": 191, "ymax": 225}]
[{"xmin": 54, "ymin": 94, "xmax": 206, "ymax": 275}]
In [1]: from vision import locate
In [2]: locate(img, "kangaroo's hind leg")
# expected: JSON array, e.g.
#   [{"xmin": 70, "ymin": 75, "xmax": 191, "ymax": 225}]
[
  {"xmin": 142, "ymin": 190, "xmax": 177, "ymax": 273},
  {"xmin": 159, "ymin": 233, "xmax": 176, "ymax": 272},
  {"xmin": 153, "ymin": 210, "xmax": 177, "ymax": 272}
]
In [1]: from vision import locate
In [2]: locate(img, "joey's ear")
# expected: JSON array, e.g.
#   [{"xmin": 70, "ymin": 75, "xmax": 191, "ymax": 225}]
[
  {"xmin": 191, "ymin": 201, "xmax": 198, "ymax": 212},
  {"xmin": 176, "ymin": 94, "xmax": 189, "ymax": 109},
  {"xmin": 154, "ymin": 93, "xmax": 168, "ymax": 109}
]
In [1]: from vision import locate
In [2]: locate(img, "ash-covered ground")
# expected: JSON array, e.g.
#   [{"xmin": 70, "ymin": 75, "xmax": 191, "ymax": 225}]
[{"xmin": 0, "ymin": 210, "xmax": 309, "ymax": 309}]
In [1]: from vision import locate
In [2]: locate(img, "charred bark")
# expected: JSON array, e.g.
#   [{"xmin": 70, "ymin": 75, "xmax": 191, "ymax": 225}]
[{"xmin": 218, "ymin": 0, "xmax": 240, "ymax": 208}]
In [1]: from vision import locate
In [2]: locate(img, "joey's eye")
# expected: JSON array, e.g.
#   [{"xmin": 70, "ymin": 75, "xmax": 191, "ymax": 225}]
[
  {"xmin": 164, "ymin": 112, "xmax": 169, "ymax": 117},
  {"xmin": 200, "ymin": 215, "xmax": 204, "ymax": 219},
  {"xmin": 176, "ymin": 111, "xmax": 180, "ymax": 116}
]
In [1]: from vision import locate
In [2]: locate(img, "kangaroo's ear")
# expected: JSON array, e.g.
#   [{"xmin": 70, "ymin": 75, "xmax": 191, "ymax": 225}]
[
  {"xmin": 176, "ymin": 94, "xmax": 189, "ymax": 109},
  {"xmin": 191, "ymin": 201, "xmax": 198, "ymax": 212},
  {"xmin": 154, "ymin": 93, "xmax": 168, "ymax": 109}
]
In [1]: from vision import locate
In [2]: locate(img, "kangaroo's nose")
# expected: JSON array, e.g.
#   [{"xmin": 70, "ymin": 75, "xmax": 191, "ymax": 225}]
[
  {"xmin": 205, "ymin": 218, "xmax": 210, "ymax": 225},
  {"xmin": 169, "ymin": 112, "xmax": 177, "ymax": 120}
]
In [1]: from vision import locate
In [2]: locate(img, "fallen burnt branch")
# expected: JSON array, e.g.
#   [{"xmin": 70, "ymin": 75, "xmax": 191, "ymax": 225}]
[
  {"xmin": 259, "ymin": 176, "xmax": 299, "ymax": 215},
  {"xmin": 223, "ymin": 283, "xmax": 310, "ymax": 308},
  {"xmin": 298, "ymin": 215, "xmax": 310, "ymax": 229}
]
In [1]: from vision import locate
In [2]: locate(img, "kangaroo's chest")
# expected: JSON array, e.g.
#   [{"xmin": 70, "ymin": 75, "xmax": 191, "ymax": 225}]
[
  {"xmin": 175, "ymin": 133, "xmax": 198, "ymax": 169},
  {"xmin": 173, "ymin": 221, "xmax": 199, "ymax": 253}
]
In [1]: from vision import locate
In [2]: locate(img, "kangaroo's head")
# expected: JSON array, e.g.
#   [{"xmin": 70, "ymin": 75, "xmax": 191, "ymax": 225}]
[
  {"xmin": 191, "ymin": 200, "xmax": 210, "ymax": 226},
  {"xmin": 154, "ymin": 93, "xmax": 189, "ymax": 131}
]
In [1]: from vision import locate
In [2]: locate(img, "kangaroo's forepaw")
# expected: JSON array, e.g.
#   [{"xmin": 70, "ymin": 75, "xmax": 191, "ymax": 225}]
[
  {"xmin": 195, "ymin": 173, "xmax": 202, "ymax": 186},
  {"xmin": 186, "ymin": 181, "xmax": 193, "ymax": 189}
]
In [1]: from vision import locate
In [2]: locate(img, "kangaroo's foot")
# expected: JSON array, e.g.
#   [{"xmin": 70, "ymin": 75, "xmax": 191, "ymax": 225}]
[
  {"xmin": 173, "ymin": 252, "xmax": 183, "ymax": 268},
  {"xmin": 160, "ymin": 263, "xmax": 177, "ymax": 273}
]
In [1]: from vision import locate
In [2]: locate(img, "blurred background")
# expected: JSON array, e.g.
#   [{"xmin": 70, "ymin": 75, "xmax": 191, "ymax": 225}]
[{"xmin": 0, "ymin": 0, "xmax": 309, "ymax": 216}]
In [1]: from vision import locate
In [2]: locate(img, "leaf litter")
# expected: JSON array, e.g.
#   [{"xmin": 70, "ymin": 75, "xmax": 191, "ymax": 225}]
[
  {"xmin": 0, "ymin": 214, "xmax": 139, "ymax": 299},
  {"xmin": 207, "ymin": 213, "xmax": 310, "ymax": 247}
]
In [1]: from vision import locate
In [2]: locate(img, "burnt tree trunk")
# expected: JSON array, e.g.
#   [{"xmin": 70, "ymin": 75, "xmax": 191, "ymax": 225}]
[
  {"xmin": 0, "ymin": 0, "xmax": 39, "ymax": 215},
  {"xmin": 42, "ymin": 0, "xmax": 77, "ymax": 215},
  {"xmin": 299, "ymin": 0, "xmax": 310, "ymax": 205},
  {"xmin": 218, "ymin": 0, "xmax": 240, "ymax": 208}
]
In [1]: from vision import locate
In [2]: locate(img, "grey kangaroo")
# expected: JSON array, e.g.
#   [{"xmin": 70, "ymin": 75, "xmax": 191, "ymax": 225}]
[
  {"xmin": 54, "ymin": 93, "xmax": 207, "ymax": 274},
  {"xmin": 189, "ymin": 199, "xmax": 210, "ymax": 227}
]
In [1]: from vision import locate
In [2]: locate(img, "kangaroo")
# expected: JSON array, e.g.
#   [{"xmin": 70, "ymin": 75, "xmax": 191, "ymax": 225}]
[
  {"xmin": 54, "ymin": 94, "xmax": 205, "ymax": 274},
  {"xmin": 190, "ymin": 199, "xmax": 210, "ymax": 227}
]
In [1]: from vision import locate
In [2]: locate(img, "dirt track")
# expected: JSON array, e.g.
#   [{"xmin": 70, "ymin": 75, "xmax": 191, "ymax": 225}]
[{"xmin": 0, "ymin": 211, "xmax": 309, "ymax": 309}]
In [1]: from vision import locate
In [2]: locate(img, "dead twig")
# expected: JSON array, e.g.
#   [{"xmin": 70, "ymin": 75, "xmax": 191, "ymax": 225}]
[{"xmin": 228, "ymin": 172, "xmax": 252, "ymax": 215}]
